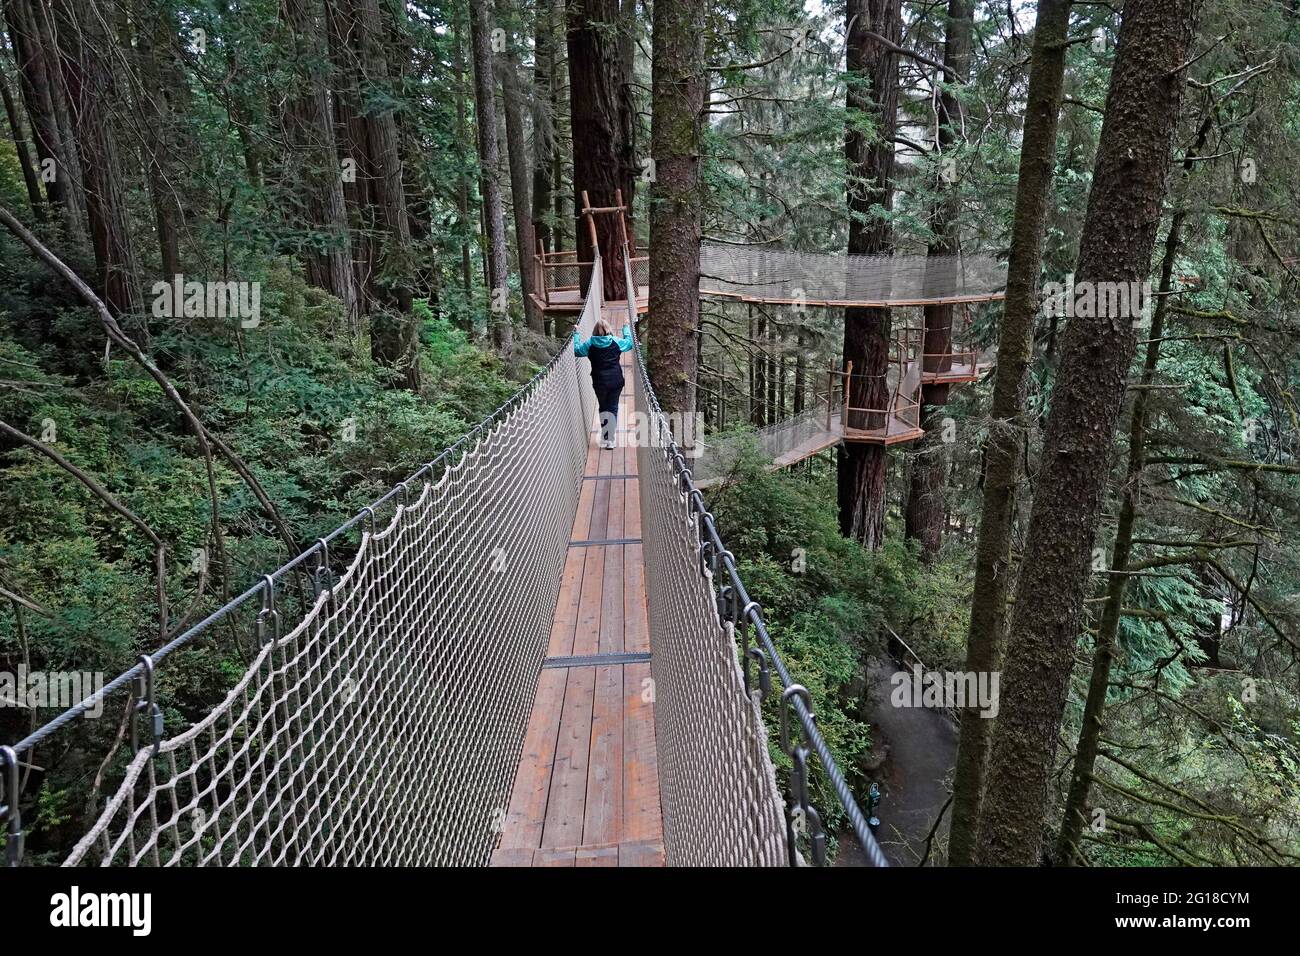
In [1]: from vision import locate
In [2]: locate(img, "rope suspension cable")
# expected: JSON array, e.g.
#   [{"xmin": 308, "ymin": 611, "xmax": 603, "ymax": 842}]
[
  {"xmin": 622, "ymin": 247, "xmax": 888, "ymax": 867},
  {"xmin": 3, "ymin": 279, "xmax": 604, "ymax": 867},
  {"xmin": 2, "ymin": 241, "xmax": 886, "ymax": 868}
]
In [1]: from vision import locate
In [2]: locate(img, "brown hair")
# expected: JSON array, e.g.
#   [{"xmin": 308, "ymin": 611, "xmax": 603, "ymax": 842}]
[{"xmin": 591, "ymin": 320, "xmax": 612, "ymax": 337}]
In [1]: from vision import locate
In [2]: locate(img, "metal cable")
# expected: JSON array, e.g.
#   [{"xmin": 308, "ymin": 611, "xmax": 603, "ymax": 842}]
[
  {"xmin": 4, "ymin": 270, "xmax": 605, "ymax": 868},
  {"xmin": 626, "ymin": 249, "xmax": 888, "ymax": 867},
  {"xmin": 3, "ymin": 243, "xmax": 887, "ymax": 868}
]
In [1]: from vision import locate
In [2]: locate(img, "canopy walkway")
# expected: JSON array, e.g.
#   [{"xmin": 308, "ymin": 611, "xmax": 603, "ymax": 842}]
[
  {"xmin": 697, "ymin": 243, "xmax": 1004, "ymax": 308},
  {"xmin": 530, "ymin": 242, "xmax": 1003, "ymax": 317},
  {"xmin": 690, "ymin": 245, "xmax": 1003, "ymax": 484},
  {"xmin": 533, "ymin": 229, "xmax": 1004, "ymax": 487},
  {"xmin": 1, "ymin": 245, "xmax": 886, "ymax": 869},
  {"xmin": 693, "ymin": 323, "xmax": 967, "ymax": 487}
]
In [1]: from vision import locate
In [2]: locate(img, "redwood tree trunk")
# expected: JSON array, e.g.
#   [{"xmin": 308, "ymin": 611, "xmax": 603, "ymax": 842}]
[
  {"xmin": 646, "ymin": 0, "xmax": 703, "ymax": 417},
  {"xmin": 945, "ymin": 0, "xmax": 1071, "ymax": 867},
  {"xmin": 566, "ymin": 0, "xmax": 635, "ymax": 297},
  {"xmin": 495, "ymin": 1, "xmax": 539, "ymax": 332},
  {"xmin": 838, "ymin": 0, "xmax": 900, "ymax": 548},
  {"xmin": 904, "ymin": 0, "xmax": 972, "ymax": 560},
  {"xmin": 50, "ymin": 0, "xmax": 141, "ymax": 318},
  {"xmin": 975, "ymin": 0, "xmax": 1196, "ymax": 866},
  {"xmin": 280, "ymin": 0, "xmax": 360, "ymax": 323},
  {"xmin": 468, "ymin": 0, "xmax": 511, "ymax": 353}
]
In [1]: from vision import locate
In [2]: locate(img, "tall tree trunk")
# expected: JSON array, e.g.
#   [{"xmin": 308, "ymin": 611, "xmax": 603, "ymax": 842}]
[
  {"xmin": 793, "ymin": 325, "xmax": 806, "ymax": 414},
  {"xmin": 5, "ymin": 0, "xmax": 85, "ymax": 239},
  {"xmin": 552, "ymin": 74, "xmax": 566, "ymax": 251},
  {"xmin": 354, "ymin": 0, "xmax": 420, "ymax": 389},
  {"xmin": 324, "ymin": 0, "xmax": 372, "ymax": 330},
  {"xmin": 945, "ymin": 0, "xmax": 1071, "ymax": 867},
  {"xmin": 50, "ymin": 0, "xmax": 141, "ymax": 318},
  {"xmin": 468, "ymin": 0, "xmax": 511, "ymax": 353},
  {"xmin": 566, "ymin": 0, "xmax": 635, "ymax": 296},
  {"xmin": 904, "ymin": 0, "xmax": 972, "ymax": 560},
  {"xmin": 495, "ymin": 1, "xmax": 539, "ymax": 332},
  {"xmin": 975, "ymin": 0, "xmax": 1196, "ymax": 866},
  {"xmin": 1055, "ymin": 106, "xmax": 1213, "ymax": 865},
  {"xmin": 531, "ymin": 0, "xmax": 555, "ymax": 256},
  {"xmin": 838, "ymin": 0, "xmax": 899, "ymax": 549},
  {"xmin": 454, "ymin": 28, "xmax": 474, "ymax": 303},
  {"xmin": 133, "ymin": 2, "xmax": 188, "ymax": 279},
  {"xmin": 280, "ymin": 0, "xmax": 360, "ymax": 324},
  {"xmin": 0, "ymin": 61, "xmax": 42, "ymax": 214},
  {"xmin": 646, "ymin": 0, "xmax": 703, "ymax": 417}
]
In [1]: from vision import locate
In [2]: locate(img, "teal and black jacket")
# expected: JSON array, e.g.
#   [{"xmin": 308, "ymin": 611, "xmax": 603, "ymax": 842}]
[
  {"xmin": 573, "ymin": 324, "xmax": 634, "ymax": 390},
  {"xmin": 572, "ymin": 324, "xmax": 634, "ymax": 357}
]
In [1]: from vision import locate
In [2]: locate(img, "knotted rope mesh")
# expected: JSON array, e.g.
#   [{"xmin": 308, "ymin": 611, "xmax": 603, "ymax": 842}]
[
  {"xmin": 53, "ymin": 275, "xmax": 605, "ymax": 868},
  {"xmin": 700, "ymin": 244, "xmax": 1005, "ymax": 305},
  {"xmin": 625, "ymin": 253, "xmax": 787, "ymax": 867},
  {"xmin": 634, "ymin": 362, "xmax": 788, "ymax": 866}
]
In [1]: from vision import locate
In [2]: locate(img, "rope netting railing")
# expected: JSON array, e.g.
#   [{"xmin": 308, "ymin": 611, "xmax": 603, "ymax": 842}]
[
  {"xmin": 691, "ymin": 339, "xmax": 928, "ymax": 486},
  {"xmin": 3, "ymin": 239, "xmax": 887, "ymax": 868},
  {"xmin": 623, "ymin": 250, "xmax": 888, "ymax": 867},
  {"xmin": 692, "ymin": 404, "xmax": 840, "ymax": 488},
  {"xmin": 1, "ymin": 267, "xmax": 606, "ymax": 868},
  {"xmin": 699, "ymin": 244, "xmax": 1005, "ymax": 307}
]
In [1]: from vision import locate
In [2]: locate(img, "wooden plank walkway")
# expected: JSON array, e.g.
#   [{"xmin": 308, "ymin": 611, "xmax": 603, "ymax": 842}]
[
  {"xmin": 491, "ymin": 347, "xmax": 665, "ymax": 867},
  {"xmin": 531, "ymin": 287, "xmax": 650, "ymax": 316}
]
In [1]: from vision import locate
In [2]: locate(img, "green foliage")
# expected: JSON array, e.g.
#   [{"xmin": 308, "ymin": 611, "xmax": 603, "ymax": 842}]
[
  {"xmin": 0, "ymin": 237, "xmax": 521, "ymax": 859},
  {"xmin": 704, "ymin": 440, "xmax": 970, "ymax": 843}
]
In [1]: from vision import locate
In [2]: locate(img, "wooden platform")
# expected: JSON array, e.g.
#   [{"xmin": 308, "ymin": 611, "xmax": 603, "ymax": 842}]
[
  {"xmin": 531, "ymin": 286, "xmax": 650, "ymax": 316},
  {"xmin": 837, "ymin": 411, "xmax": 925, "ymax": 445},
  {"xmin": 491, "ymin": 351, "xmax": 665, "ymax": 868},
  {"xmin": 920, "ymin": 356, "xmax": 995, "ymax": 386}
]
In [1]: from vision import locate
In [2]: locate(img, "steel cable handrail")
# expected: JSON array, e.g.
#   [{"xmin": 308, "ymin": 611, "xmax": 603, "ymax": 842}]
[
  {"xmin": 5, "ymin": 341, "xmax": 577, "ymax": 761},
  {"xmin": 624, "ymin": 247, "xmax": 888, "ymax": 867},
  {"xmin": 2, "ymin": 247, "xmax": 889, "ymax": 869}
]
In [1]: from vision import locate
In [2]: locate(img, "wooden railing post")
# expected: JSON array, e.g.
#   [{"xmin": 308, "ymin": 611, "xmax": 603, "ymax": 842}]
[
  {"xmin": 825, "ymin": 368, "xmax": 833, "ymax": 432},
  {"xmin": 581, "ymin": 190, "xmax": 599, "ymax": 252}
]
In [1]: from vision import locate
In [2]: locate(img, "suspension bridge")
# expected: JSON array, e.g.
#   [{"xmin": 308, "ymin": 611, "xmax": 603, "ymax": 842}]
[
  {"xmin": 1, "ymin": 207, "xmax": 1002, "ymax": 867},
  {"xmin": 533, "ymin": 203, "xmax": 1004, "ymax": 492}
]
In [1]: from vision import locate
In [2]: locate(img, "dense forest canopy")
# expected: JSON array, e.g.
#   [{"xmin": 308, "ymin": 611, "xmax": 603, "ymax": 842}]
[{"xmin": 0, "ymin": 0, "xmax": 1297, "ymax": 869}]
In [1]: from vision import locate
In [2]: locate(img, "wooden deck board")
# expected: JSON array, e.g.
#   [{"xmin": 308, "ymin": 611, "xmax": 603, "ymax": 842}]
[
  {"xmin": 532, "ymin": 287, "xmax": 650, "ymax": 316},
  {"xmin": 583, "ymin": 663, "xmax": 624, "ymax": 845},
  {"xmin": 541, "ymin": 665, "xmax": 596, "ymax": 848},
  {"xmin": 492, "ymin": 840, "xmax": 663, "ymax": 867},
  {"xmin": 493, "ymin": 351, "xmax": 664, "ymax": 867}
]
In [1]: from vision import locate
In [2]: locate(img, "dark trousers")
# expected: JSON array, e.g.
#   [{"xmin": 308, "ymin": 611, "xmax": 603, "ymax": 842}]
[{"xmin": 594, "ymin": 380, "xmax": 623, "ymax": 445}]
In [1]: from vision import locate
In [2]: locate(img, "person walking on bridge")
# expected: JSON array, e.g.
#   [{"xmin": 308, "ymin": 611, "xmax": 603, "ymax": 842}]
[{"xmin": 574, "ymin": 319, "xmax": 634, "ymax": 449}]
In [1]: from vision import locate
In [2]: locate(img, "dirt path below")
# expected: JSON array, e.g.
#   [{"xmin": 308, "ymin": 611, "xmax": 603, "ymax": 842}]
[{"xmin": 836, "ymin": 659, "xmax": 959, "ymax": 866}]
